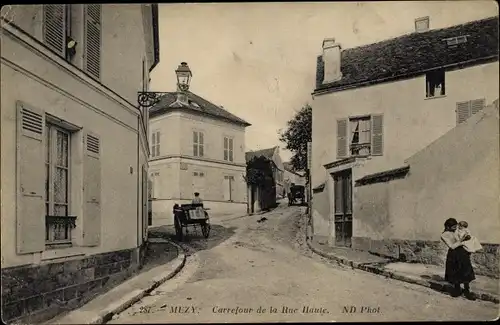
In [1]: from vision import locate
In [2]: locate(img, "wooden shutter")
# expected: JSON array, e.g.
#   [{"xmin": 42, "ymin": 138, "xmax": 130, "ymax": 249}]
[
  {"xmin": 84, "ymin": 4, "xmax": 102, "ymax": 80},
  {"xmin": 456, "ymin": 101, "xmax": 471, "ymax": 125},
  {"xmin": 43, "ymin": 5, "xmax": 66, "ymax": 56},
  {"xmin": 16, "ymin": 102, "xmax": 46, "ymax": 254},
  {"xmin": 470, "ymin": 98, "xmax": 485, "ymax": 115},
  {"xmin": 82, "ymin": 131, "xmax": 101, "ymax": 246},
  {"xmin": 371, "ymin": 114, "xmax": 384, "ymax": 156},
  {"xmin": 142, "ymin": 165, "xmax": 148, "ymax": 242},
  {"xmin": 336, "ymin": 118, "xmax": 348, "ymax": 158}
]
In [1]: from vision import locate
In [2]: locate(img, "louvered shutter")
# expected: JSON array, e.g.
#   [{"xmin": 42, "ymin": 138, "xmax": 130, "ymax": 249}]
[
  {"xmin": 371, "ymin": 114, "xmax": 384, "ymax": 156},
  {"xmin": 84, "ymin": 4, "xmax": 102, "ymax": 80},
  {"xmin": 82, "ymin": 131, "xmax": 101, "ymax": 246},
  {"xmin": 470, "ymin": 98, "xmax": 485, "ymax": 115},
  {"xmin": 16, "ymin": 102, "xmax": 46, "ymax": 254},
  {"xmin": 43, "ymin": 5, "xmax": 66, "ymax": 56},
  {"xmin": 456, "ymin": 101, "xmax": 471, "ymax": 125},
  {"xmin": 336, "ymin": 118, "xmax": 348, "ymax": 158}
]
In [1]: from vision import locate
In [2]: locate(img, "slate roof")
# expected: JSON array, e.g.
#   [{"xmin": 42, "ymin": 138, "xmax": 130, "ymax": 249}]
[
  {"xmin": 245, "ymin": 147, "xmax": 277, "ymax": 163},
  {"xmin": 315, "ymin": 16, "xmax": 499, "ymax": 92},
  {"xmin": 149, "ymin": 91, "xmax": 251, "ymax": 126}
]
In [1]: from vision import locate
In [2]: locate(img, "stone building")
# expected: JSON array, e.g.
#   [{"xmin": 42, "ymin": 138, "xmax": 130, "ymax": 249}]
[
  {"xmin": 310, "ymin": 15, "xmax": 499, "ymax": 276},
  {"xmin": 1, "ymin": 4, "xmax": 159, "ymax": 322},
  {"xmin": 148, "ymin": 66, "xmax": 251, "ymax": 225}
]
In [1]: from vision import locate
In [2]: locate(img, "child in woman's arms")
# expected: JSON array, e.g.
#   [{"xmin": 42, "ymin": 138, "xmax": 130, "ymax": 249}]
[{"xmin": 456, "ymin": 221, "xmax": 483, "ymax": 253}]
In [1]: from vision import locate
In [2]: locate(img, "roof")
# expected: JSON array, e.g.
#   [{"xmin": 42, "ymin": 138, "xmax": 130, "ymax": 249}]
[
  {"xmin": 245, "ymin": 147, "xmax": 277, "ymax": 163},
  {"xmin": 315, "ymin": 16, "xmax": 499, "ymax": 93},
  {"xmin": 150, "ymin": 4, "xmax": 160, "ymax": 72},
  {"xmin": 283, "ymin": 162, "xmax": 304, "ymax": 176},
  {"xmin": 149, "ymin": 91, "xmax": 251, "ymax": 126}
]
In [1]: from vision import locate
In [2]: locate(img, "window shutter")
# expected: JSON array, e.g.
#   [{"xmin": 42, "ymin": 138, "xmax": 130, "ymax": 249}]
[
  {"xmin": 43, "ymin": 5, "xmax": 66, "ymax": 57},
  {"xmin": 84, "ymin": 4, "xmax": 102, "ymax": 80},
  {"xmin": 336, "ymin": 118, "xmax": 348, "ymax": 158},
  {"xmin": 456, "ymin": 101, "xmax": 471, "ymax": 125},
  {"xmin": 16, "ymin": 102, "xmax": 46, "ymax": 254},
  {"xmin": 82, "ymin": 131, "xmax": 101, "ymax": 246},
  {"xmin": 470, "ymin": 98, "xmax": 485, "ymax": 115},
  {"xmin": 371, "ymin": 114, "xmax": 384, "ymax": 156}
]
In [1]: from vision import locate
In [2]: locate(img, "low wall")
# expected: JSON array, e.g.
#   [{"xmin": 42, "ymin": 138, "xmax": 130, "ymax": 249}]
[
  {"xmin": 1, "ymin": 247, "xmax": 141, "ymax": 323},
  {"xmin": 352, "ymin": 237, "xmax": 500, "ymax": 278},
  {"xmin": 151, "ymin": 199, "xmax": 247, "ymax": 226}
]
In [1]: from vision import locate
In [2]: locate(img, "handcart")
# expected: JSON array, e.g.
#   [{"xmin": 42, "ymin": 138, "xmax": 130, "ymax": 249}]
[{"xmin": 172, "ymin": 203, "xmax": 211, "ymax": 241}]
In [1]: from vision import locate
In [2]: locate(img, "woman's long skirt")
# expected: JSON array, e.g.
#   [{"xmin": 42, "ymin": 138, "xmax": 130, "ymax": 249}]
[{"xmin": 445, "ymin": 246, "xmax": 476, "ymax": 284}]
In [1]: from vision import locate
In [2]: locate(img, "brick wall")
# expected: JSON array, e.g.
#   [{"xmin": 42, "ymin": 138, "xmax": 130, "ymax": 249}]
[
  {"xmin": 353, "ymin": 237, "xmax": 500, "ymax": 278},
  {"xmin": 1, "ymin": 248, "xmax": 140, "ymax": 324}
]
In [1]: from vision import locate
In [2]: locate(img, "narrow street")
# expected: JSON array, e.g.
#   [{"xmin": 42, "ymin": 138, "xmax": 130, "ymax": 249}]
[{"xmin": 110, "ymin": 203, "xmax": 498, "ymax": 323}]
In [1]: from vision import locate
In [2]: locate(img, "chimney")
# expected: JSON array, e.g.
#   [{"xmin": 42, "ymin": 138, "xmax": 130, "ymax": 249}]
[
  {"xmin": 415, "ymin": 16, "xmax": 430, "ymax": 32},
  {"xmin": 322, "ymin": 38, "xmax": 342, "ymax": 84}
]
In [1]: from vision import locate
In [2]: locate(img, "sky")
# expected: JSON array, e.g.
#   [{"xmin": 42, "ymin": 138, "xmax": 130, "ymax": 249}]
[{"xmin": 150, "ymin": 1, "xmax": 498, "ymax": 162}]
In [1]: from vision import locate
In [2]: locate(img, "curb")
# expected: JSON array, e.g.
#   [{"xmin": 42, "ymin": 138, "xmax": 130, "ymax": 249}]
[
  {"xmin": 89, "ymin": 241, "xmax": 187, "ymax": 324},
  {"xmin": 306, "ymin": 239, "xmax": 499, "ymax": 304}
]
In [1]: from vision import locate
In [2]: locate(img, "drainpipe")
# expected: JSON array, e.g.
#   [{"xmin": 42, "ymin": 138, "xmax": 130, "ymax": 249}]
[{"xmin": 136, "ymin": 116, "xmax": 140, "ymax": 250}]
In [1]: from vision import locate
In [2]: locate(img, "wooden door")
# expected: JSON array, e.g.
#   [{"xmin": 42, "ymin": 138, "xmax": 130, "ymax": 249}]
[{"xmin": 333, "ymin": 169, "xmax": 353, "ymax": 247}]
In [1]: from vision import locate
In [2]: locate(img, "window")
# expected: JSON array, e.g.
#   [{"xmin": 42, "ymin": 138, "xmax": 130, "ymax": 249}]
[
  {"xmin": 456, "ymin": 98, "xmax": 485, "ymax": 125},
  {"xmin": 149, "ymin": 171, "xmax": 160, "ymax": 199},
  {"xmin": 45, "ymin": 122, "xmax": 72, "ymax": 244},
  {"xmin": 193, "ymin": 131, "xmax": 204, "ymax": 157},
  {"xmin": 223, "ymin": 175, "xmax": 234, "ymax": 201},
  {"xmin": 337, "ymin": 115, "xmax": 383, "ymax": 159},
  {"xmin": 426, "ymin": 69, "xmax": 445, "ymax": 98},
  {"xmin": 349, "ymin": 116, "xmax": 371, "ymax": 156},
  {"xmin": 151, "ymin": 130, "xmax": 160, "ymax": 157},
  {"xmin": 224, "ymin": 137, "xmax": 234, "ymax": 162}
]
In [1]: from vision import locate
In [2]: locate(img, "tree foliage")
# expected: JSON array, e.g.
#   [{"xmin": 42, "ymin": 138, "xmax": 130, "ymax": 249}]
[
  {"xmin": 245, "ymin": 156, "xmax": 275, "ymax": 186},
  {"xmin": 279, "ymin": 104, "xmax": 312, "ymax": 173}
]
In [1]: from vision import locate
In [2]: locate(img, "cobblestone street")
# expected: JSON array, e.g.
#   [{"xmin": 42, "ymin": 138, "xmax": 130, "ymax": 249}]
[{"xmin": 108, "ymin": 203, "xmax": 499, "ymax": 323}]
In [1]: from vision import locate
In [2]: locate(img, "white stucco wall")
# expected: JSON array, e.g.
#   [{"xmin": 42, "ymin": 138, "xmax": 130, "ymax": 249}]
[
  {"xmin": 149, "ymin": 108, "xmax": 249, "ymax": 225},
  {"xmin": 311, "ymin": 61, "xmax": 500, "ymax": 239},
  {"xmin": 1, "ymin": 5, "xmax": 151, "ymax": 268}
]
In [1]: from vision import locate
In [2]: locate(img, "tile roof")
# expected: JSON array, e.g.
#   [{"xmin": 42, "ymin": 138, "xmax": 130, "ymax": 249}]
[
  {"xmin": 149, "ymin": 91, "xmax": 251, "ymax": 126},
  {"xmin": 245, "ymin": 146, "xmax": 277, "ymax": 163},
  {"xmin": 315, "ymin": 16, "xmax": 499, "ymax": 92}
]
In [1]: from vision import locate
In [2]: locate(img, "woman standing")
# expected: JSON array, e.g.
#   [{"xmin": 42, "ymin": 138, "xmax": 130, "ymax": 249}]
[{"xmin": 441, "ymin": 218, "xmax": 476, "ymax": 300}]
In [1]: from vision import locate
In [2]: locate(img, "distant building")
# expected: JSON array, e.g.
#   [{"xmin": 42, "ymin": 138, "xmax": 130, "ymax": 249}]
[
  {"xmin": 1, "ymin": 4, "xmax": 159, "ymax": 323},
  {"xmin": 245, "ymin": 146, "xmax": 285, "ymax": 213},
  {"xmin": 148, "ymin": 68, "xmax": 251, "ymax": 225},
  {"xmin": 310, "ymin": 15, "xmax": 499, "ymax": 273}
]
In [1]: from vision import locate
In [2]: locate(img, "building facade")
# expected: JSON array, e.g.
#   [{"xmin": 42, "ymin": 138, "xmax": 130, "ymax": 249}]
[
  {"xmin": 149, "ymin": 88, "xmax": 251, "ymax": 226},
  {"xmin": 311, "ymin": 16, "xmax": 499, "ymax": 251},
  {"xmin": 1, "ymin": 4, "xmax": 158, "ymax": 323}
]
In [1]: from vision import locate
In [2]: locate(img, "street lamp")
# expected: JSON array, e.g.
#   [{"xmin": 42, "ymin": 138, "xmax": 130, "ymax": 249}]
[{"xmin": 175, "ymin": 62, "xmax": 192, "ymax": 92}]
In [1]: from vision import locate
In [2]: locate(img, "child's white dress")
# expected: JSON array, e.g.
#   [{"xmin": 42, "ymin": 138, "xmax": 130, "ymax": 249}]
[{"xmin": 455, "ymin": 228, "xmax": 483, "ymax": 253}]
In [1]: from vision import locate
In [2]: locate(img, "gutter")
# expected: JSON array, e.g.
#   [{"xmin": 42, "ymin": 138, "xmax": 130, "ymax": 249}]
[
  {"xmin": 311, "ymin": 55, "xmax": 499, "ymax": 97},
  {"xmin": 136, "ymin": 116, "xmax": 140, "ymax": 248}
]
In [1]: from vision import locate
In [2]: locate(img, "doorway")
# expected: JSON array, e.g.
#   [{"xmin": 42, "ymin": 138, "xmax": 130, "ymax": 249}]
[{"xmin": 333, "ymin": 169, "xmax": 353, "ymax": 247}]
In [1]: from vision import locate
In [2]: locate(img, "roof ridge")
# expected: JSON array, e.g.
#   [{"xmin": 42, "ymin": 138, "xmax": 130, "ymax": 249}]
[{"xmin": 339, "ymin": 15, "xmax": 498, "ymax": 53}]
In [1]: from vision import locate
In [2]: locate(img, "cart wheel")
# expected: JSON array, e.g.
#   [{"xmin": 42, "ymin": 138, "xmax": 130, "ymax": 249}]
[
  {"xmin": 174, "ymin": 216, "xmax": 183, "ymax": 241},
  {"xmin": 201, "ymin": 221, "xmax": 210, "ymax": 238}
]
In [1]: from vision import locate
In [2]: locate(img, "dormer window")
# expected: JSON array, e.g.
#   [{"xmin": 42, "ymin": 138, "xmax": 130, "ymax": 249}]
[{"xmin": 444, "ymin": 35, "xmax": 468, "ymax": 47}]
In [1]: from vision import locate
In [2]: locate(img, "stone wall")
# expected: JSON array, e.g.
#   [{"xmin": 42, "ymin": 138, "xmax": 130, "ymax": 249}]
[
  {"xmin": 353, "ymin": 237, "xmax": 500, "ymax": 278},
  {"xmin": 1, "ymin": 247, "xmax": 141, "ymax": 324}
]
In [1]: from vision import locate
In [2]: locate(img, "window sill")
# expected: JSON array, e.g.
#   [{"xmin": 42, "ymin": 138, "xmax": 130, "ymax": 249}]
[
  {"xmin": 425, "ymin": 95, "xmax": 447, "ymax": 100},
  {"xmin": 41, "ymin": 245, "xmax": 85, "ymax": 263}
]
